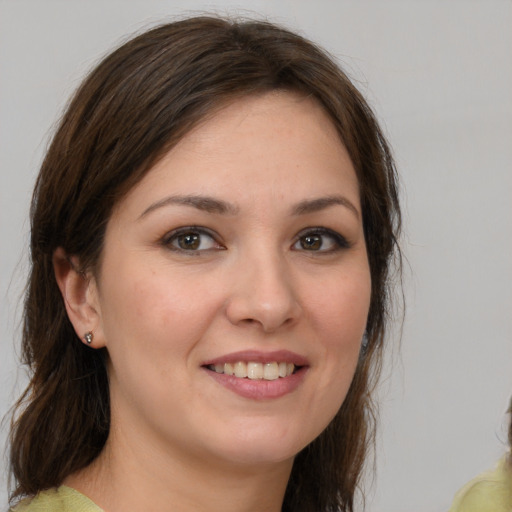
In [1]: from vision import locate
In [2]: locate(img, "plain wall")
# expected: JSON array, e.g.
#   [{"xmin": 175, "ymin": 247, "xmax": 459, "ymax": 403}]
[{"xmin": 1, "ymin": 1, "xmax": 511, "ymax": 510}]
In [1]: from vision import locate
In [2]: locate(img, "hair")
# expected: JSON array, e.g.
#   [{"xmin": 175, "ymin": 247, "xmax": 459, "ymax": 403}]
[{"xmin": 9, "ymin": 15, "xmax": 401, "ymax": 512}]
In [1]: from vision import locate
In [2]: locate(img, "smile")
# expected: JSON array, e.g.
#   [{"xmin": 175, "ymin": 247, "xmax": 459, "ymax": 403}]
[
  {"xmin": 202, "ymin": 350, "xmax": 308, "ymax": 399},
  {"xmin": 207, "ymin": 361, "xmax": 296, "ymax": 380}
]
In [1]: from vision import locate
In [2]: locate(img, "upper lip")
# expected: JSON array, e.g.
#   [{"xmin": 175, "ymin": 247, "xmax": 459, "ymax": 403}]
[{"xmin": 202, "ymin": 350, "xmax": 309, "ymax": 367}]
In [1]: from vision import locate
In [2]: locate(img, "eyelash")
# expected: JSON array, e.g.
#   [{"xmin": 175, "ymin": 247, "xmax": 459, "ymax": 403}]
[{"xmin": 160, "ymin": 226, "xmax": 350, "ymax": 254}]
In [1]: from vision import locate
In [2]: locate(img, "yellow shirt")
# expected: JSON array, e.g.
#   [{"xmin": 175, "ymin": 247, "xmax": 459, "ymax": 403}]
[
  {"xmin": 449, "ymin": 457, "xmax": 512, "ymax": 512},
  {"xmin": 11, "ymin": 486, "xmax": 102, "ymax": 512}
]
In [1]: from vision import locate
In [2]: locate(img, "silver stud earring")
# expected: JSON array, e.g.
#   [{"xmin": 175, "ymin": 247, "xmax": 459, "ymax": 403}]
[{"xmin": 84, "ymin": 332, "xmax": 93, "ymax": 344}]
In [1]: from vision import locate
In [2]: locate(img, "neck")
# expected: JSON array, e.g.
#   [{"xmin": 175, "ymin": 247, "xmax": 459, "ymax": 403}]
[{"xmin": 64, "ymin": 427, "xmax": 293, "ymax": 512}]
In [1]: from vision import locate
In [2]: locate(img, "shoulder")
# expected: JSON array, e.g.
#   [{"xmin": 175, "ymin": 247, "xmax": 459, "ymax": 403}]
[
  {"xmin": 11, "ymin": 486, "xmax": 103, "ymax": 512},
  {"xmin": 449, "ymin": 457, "xmax": 512, "ymax": 512}
]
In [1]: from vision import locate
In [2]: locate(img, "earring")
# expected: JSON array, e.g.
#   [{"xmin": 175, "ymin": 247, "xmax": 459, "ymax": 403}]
[
  {"xmin": 361, "ymin": 332, "xmax": 369, "ymax": 353},
  {"xmin": 84, "ymin": 332, "xmax": 93, "ymax": 344}
]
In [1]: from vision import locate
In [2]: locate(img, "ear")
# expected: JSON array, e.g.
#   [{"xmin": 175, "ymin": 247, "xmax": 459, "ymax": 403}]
[{"xmin": 53, "ymin": 247, "xmax": 106, "ymax": 348}]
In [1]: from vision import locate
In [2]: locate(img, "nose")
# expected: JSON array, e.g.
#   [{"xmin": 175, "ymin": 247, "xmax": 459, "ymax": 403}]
[{"xmin": 225, "ymin": 251, "xmax": 302, "ymax": 333}]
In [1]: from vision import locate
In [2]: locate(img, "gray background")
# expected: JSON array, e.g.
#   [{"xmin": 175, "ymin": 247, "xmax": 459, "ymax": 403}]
[{"xmin": 1, "ymin": 1, "xmax": 511, "ymax": 510}]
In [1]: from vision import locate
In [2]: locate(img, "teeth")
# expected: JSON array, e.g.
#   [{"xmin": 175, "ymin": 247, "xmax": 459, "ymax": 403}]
[{"xmin": 209, "ymin": 361, "xmax": 296, "ymax": 380}]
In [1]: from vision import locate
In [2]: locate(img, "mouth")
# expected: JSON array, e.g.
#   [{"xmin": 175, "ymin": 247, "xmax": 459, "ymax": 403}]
[
  {"xmin": 205, "ymin": 361, "xmax": 298, "ymax": 380},
  {"xmin": 201, "ymin": 350, "xmax": 308, "ymax": 399}
]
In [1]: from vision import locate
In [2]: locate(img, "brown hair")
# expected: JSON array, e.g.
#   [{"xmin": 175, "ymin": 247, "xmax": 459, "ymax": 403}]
[{"xmin": 9, "ymin": 16, "xmax": 401, "ymax": 511}]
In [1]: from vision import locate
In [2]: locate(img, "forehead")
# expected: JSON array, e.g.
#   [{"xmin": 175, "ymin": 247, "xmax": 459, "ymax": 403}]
[
  {"xmin": 179, "ymin": 91, "xmax": 344, "ymax": 160},
  {"xmin": 113, "ymin": 91, "xmax": 359, "ymax": 218}
]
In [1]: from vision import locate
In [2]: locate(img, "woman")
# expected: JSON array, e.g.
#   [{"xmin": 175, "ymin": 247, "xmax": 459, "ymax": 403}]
[{"xmin": 9, "ymin": 16, "xmax": 401, "ymax": 512}]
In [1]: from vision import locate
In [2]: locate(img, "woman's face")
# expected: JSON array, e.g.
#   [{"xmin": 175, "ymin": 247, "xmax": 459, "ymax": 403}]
[{"xmin": 89, "ymin": 92, "xmax": 371, "ymax": 468}]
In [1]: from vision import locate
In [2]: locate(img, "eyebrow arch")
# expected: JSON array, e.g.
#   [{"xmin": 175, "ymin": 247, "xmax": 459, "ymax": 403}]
[
  {"xmin": 139, "ymin": 195, "xmax": 239, "ymax": 219},
  {"xmin": 292, "ymin": 195, "xmax": 360, "ymax": 218}
]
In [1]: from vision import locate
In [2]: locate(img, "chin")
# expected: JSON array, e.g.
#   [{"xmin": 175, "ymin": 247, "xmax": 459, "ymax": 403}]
[
  {"xmin": 214, "ymin": 443, "xmax": 299, "ymax": 468},
  {"xmin": 199, "ymin": 419, "xmax": 320, "ymax": 468}
]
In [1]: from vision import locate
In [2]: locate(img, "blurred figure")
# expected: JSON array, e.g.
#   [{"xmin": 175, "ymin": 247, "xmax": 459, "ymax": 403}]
[{"xmin": 449, "ymin": 398, "xmax": 512, "ymax": 511}]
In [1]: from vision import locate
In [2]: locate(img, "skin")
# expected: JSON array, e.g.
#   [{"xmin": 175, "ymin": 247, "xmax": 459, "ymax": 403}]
[{"xmin": 55, "ymin": 92, "xmax": 372, "ymax": 512}]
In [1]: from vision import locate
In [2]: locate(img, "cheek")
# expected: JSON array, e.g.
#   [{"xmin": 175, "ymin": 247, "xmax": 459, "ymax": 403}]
[
  {"xmin": 98, "ymin": 261, "xmax": 226, "ymax": 365},
  {"xmin": 97, "ymin": 268, "xmax": 222, "ymax": 414},
  {"xmin": 306, "ymin": 270, "xmax": 371, "ymax": 395},
  {"xmin": 309, "ymin": 270, "xmax": 371, "ymax": 341}
]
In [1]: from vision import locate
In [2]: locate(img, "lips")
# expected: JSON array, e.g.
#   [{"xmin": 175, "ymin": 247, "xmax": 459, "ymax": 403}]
[{"xmin": 202, "ymin": 350, "xmax": 308, "ymax": 400}]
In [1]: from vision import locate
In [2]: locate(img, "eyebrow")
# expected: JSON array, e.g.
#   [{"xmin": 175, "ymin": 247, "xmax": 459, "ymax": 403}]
[
  {"xmin": 292, "ymin": 195, "xmax": 360, "ymax": 219},
  {"xmin": 139, "ymin": 193, "xmax": 359, "ymax": 220},
  {"xmin": 139, "ymin": 195, "xmax": 239, "ymax": 219}
]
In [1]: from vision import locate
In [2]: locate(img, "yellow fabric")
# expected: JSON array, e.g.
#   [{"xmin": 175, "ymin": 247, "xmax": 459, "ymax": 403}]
[
  {"xmin": 11, "ymin": 486, "xmax": 103, "ymax": 512},
  {"xmin": 449, "ymin": 457, "xmax": 512, "ymax": 512}
]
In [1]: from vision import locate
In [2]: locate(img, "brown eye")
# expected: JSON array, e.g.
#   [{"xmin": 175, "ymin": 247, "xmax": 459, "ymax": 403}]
[
  {"xmin": 177, "ymin": 233, "xmax": 201, "ymax": 250},
  {"xmin": 164, "ymin": 228, "xmax": 222, "ymax": 252},
  {"xmin": 300, "ymin": 235, "xmax": 322, "ymax": 251},
  {"xmin": 293, "ymin": 228, "xmax": 349, "ymax": 253}
]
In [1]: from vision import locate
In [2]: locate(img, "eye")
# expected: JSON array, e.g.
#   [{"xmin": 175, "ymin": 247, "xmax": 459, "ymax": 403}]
[
  {"xmin": 162, "ymin": 227, "xmax": 223, "ymax": 253},
  {"xmin": 293, "ymin": 228, "xmax": 349, "ymax": 252}
]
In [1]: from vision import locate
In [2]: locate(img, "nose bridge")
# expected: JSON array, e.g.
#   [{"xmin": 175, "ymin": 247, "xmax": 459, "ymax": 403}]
[{"xmin": 226, "ymin": 242, "xmax": 300, "ymax": 332}]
